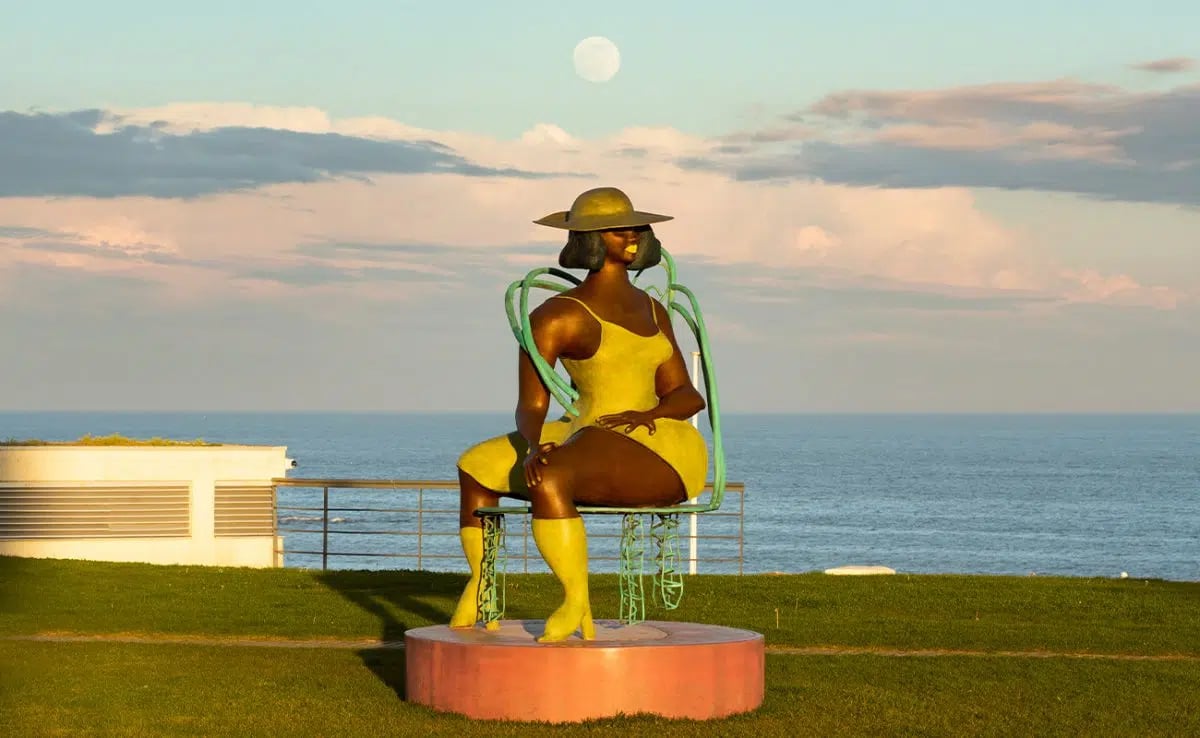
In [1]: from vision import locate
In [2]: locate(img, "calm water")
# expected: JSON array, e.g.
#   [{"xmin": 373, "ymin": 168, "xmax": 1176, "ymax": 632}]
[{"xmin": 2, "ymin": 412, "xmax": 1197, "ymax": 581}]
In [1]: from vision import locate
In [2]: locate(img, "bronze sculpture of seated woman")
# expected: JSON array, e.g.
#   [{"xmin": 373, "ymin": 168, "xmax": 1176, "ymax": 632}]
[{"xmin": 451, "ymin": 187, "xmax": 709, "ymax": 642}]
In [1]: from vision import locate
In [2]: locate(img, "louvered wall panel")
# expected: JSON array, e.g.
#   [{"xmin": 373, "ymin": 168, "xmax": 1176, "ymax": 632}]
[
  {"xmin": 0, "ymin": 484, "xmax": 190, "ymax": 539},
  {"xmin": 214, "ymin": 484, "xmax": 275, "ymax": 537}
]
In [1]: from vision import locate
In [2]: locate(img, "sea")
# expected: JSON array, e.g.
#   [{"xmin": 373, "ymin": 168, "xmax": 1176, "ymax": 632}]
[{"xmin": 2, "ymin": 412, "xmax": 1197, "ymax": 582}]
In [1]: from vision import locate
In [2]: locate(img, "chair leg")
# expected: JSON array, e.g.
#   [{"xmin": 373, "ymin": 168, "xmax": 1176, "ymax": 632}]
[
  {"xmin": 477, "ymin": 513, "xmax": 505, "ymax": 630},
  {"xmin": 619, "ymin": 514, "xmax": 646, "ymax": 625},
  {"xmin": 653, "ymin": 513, "xmax": 684, "ymax": 610}
]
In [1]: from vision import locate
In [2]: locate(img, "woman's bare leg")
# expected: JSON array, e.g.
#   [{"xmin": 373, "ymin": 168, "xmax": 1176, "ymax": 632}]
[
  {"xmin": 458, "ymin": 467, "xmax": 502, "ymax": 529},
  {"xmin": 526, "ymin": 428, "xmax": 686, "ymax": 641},
  {"xmin": 528, "ymin": 427, "xmax": 686, "ymax": 518},
  {"xmin": 449, "ymin": 468, "xmax": 504, "ymax": 629}
]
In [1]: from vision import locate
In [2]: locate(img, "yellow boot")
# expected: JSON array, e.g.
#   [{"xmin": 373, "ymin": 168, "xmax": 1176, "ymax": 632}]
[
  {"xmin": 532, "ymin": 516, "xmax": 596, "ymax": 643},
  {"xmin": 449, "ymin": 526, "xmax": 494, "ymax": 629}
]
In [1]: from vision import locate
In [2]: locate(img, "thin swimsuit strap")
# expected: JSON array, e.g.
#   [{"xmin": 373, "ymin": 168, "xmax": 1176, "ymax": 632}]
[
  {"xmin": 550, "ymin": 294, "xmax": 604, "ymax": 322},
  {"xmin": 550, "ymin": 293, "xmax": 661, "ymax": 336}
]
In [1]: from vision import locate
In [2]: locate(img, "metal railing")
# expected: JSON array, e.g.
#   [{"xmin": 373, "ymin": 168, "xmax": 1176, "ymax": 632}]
[{"xmin": 271, "ymin": 478, "xmax": 745, "ymax": 574}]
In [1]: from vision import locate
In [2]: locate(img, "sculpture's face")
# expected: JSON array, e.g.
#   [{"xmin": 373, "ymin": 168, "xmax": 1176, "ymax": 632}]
[{"xmin": 599, "ymin": 226, "xmax": 649, "ymax": 264}]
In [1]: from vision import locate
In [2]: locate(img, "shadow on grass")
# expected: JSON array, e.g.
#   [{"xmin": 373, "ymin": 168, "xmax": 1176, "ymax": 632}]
[
  {"xmin": 357, "ymin": 646, "xmax": 408, "ymax": 700},
  {"xmin": 314, "ymin": 568, "xmax": 466, "ymax": 702}
]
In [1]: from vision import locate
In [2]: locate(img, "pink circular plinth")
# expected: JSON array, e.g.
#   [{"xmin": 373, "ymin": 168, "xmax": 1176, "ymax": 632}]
[{"xmin": 404, "ymin": 619, "xmax": 764, "ymax": 723}]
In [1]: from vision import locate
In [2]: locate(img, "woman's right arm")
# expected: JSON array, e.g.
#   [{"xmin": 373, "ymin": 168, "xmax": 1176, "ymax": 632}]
[{"xmin": 514, "ymin": 305, "xmax": 569, "ymax": 452}]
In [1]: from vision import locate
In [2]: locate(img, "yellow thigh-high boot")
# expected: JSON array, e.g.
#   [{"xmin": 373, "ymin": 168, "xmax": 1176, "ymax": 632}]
[
  {"xmin": 449, "ymin": 526, "xmax": 496, "ymax": 630},
  {"xmin": 532, "ymin": 516, "xmax": 596, "ymax": 642}
]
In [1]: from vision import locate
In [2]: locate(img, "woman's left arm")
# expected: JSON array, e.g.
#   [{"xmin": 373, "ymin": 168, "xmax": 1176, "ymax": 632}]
[{"xmin": 647, "ymin": 297, "xmax": 706, "ymax": 421}]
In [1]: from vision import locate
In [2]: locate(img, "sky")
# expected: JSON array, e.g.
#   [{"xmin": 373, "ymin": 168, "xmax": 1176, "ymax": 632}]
[{"xmin": 2, "ymin": 0, "xmax": 1198, "ymax": 413}]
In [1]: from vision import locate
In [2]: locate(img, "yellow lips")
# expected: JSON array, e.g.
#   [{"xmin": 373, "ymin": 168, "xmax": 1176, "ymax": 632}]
[{"xmin": 624, "ymin": 245, "xmax": 638, "ymax": 254}]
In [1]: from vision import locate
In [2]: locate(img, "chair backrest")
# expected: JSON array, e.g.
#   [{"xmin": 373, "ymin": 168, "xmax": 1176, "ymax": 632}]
[{"xmin": 504, "ymin": 247, "xmax": 726, "ymax": 512}]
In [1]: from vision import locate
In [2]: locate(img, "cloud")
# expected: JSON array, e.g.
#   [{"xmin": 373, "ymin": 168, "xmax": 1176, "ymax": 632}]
[
  {"xmin": 702, "ymin": 77, "xmax": 1200, "ymax": 205},
  {"xmin": 0, "ymin": 225, "xmax": 61, "ymax": 239},
  {"xmin": 234, "ymin": 262, "xmax": 455, "ymax": 287},
  {"xmin": 719, "ymin": 124, "xmax": 818, "ymax": 145},
  {"xmin": 0, "ymin": 102, "xmax": 1189, "ymax": 314},
  {"xmin": 292, "ymin": 242, "xmax": 447, "ymax": 261},
  {"xmin": 0, "ymin": 109, "xmax": 550, "ymax": 198},
  {"xmin": 4, "ymin": 256, "xmax": 1195, "ymax": 413},
  {"xmin": 719, "ymin": 269, "xmax": 1054, "ymax": 313},
  {"xmin": 1, "ymin": 217, "xmax": 209, "ymax": 273},
  {"xmin": 1131, "ymin": 57, "xmax": 1196, "ymax": 74}
]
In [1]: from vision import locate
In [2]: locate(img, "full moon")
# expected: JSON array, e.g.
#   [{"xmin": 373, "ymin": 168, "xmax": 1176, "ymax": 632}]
[{"xmin": 573, "ymin": 36, "xmax": 621, "ymax": 83}]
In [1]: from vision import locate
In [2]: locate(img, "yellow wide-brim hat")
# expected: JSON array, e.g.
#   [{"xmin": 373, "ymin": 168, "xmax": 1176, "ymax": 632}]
[{"xmin": 533, "ymin": 186, "xmax": 673, "ymax": 231}]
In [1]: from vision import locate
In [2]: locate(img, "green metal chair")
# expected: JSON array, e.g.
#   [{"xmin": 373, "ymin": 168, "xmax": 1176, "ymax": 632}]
[{"xmin": 474, "ymin": 247, "xmax": 727, "ymax": 626}]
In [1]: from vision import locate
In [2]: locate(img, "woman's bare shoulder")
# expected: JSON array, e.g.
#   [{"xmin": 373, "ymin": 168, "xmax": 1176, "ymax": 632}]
[{"xmin": 529, "ymin": 291, "xmax": 592, "ymax": 330}]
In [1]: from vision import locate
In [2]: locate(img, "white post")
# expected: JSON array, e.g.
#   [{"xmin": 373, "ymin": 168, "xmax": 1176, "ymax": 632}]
[{"xmin": 689, "ymin": 350, "xmax": 701, "ymax": 575}]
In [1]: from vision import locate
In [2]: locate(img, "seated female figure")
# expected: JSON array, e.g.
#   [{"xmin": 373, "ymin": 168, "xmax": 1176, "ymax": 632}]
[{"xmin": 451, "ymin": 187, "xmax": 709, "ymax": 642}]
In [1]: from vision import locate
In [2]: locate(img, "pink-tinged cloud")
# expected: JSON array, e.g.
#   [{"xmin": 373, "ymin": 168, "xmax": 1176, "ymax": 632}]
[
  {"xmin": 0, "ymin": 103, "xmax": 1187, "ymax": 313},
  {"xmin": 1059, "ymin": 269, "xmax": 1183, "ymax": 310},
  {"xmin": 0, "ymin": 107, "xmax": 549, "ymax": 199},
  {"xmin": 717, "ymin": 76, "xmax": 1200, "ymax": 206},
  {"xmin": 1130, "ymin": 57, "xmax": 1197, "ymax": 73},
  {"xmin": 872, "ymin": 120, "xmax": 1137, "ymax": 163},
  {"xmin": 806, "ymin": 79, "xmax": 1131, "ymax": 120}
]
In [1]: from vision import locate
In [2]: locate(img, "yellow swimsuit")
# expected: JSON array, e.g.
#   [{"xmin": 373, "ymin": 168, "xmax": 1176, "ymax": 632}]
[{"xmin": 457, "ymin": 294, "xmax": 709, "ymax": 499}]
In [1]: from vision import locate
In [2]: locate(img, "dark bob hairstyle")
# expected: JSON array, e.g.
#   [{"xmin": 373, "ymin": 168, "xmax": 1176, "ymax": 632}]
[{"xmin": 558, "ymin": 227, "xmax": 663, "ymax": 271}]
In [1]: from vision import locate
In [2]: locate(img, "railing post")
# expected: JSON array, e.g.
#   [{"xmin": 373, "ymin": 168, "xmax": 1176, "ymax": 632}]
[
  {"xmin": 321, "ymin": 486, "xmax": 329, "ymax": 570},
  {"xmin": 417, "ymin": 486, "xmax": 424, "ymax": 571},
  {"xmin": 689, "ymin": 350, "xmax": 700, "ymax": 575},
  {"xmin": 522, "ymin": 515, "xmax": 529, "ymax": 573},
  {"xmin": 739, "ymin": 486, "xmax": 745, "ymax": 575}
]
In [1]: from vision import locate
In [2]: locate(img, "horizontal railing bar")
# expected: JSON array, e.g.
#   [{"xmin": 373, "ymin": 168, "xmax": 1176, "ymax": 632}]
[
  {"xmin": 281, "ymin": 551, "xmax": 742, "ymax": 564},
  {"xmin": 274, "ymin": 479, "xmax": 461, "ymax": 488},
  {"xmin": 285, "ymin": 552, "xmax": 487, "ymax": 560},
  {"xmin": 275, "ymin": 502, "xmax": 740, "ymax": 511},
  {"xmin": 283, "ymin": 529, "xmax": 425, "ymax": 537},
  {"xmin": 276, "ymin": 506, "xmax": 456, "ymax": 514},
  {"xmin": 273, "ymin": 478, "xmax": 744, "ymax": 491},
  {"xmin": 269, "ymin": 477, "xmax": 745, "ymax": 574},
  {"xmin": 284, "ymin": 553, "xmax": 729, "ymax": 562},
  {"xmin": 275, "ymin": 508, "xmax": 741, "ymax": 518},
  {"xmin": 276, "ymin": 529, "xmax": 737, "ymax": 543}
]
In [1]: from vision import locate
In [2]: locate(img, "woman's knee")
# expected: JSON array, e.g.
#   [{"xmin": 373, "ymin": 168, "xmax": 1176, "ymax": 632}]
[
  {"xmin": 528, "ymin": 462, "xmax": 573, "ymax": 505},
  {"xmin": 458, "ymin": 469, "xmax": 501, "ymax": 520}
]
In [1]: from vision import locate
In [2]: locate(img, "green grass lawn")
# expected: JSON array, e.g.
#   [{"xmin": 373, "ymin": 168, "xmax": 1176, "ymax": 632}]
[{"xmin": 2, "ymin": 556, "xmax": 1198, "ymax": 736}]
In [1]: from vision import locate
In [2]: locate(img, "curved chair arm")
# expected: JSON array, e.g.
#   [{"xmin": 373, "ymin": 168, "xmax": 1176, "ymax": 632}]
[
  {"xmin": 504, "ymin": 268, "xmax": 581, "ymax": 416},
  {"xmin": 502, "ymin": 247, "xmax": 725, "ymax": 511}
]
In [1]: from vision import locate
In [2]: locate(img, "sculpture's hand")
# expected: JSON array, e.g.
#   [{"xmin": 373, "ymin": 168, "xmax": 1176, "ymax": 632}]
[
  {"xmin": 596, "ymin": 410, "xmax": 658, "ymax": 436},
  {"xmin": 523, "ymin": 442, "xmax": 558, "ymax": 488}
]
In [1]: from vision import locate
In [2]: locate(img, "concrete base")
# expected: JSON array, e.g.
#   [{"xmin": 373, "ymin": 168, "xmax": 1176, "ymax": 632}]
[{"xmin": 404, "ymin": 619, "xmax": 764, "ymax": 723}]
